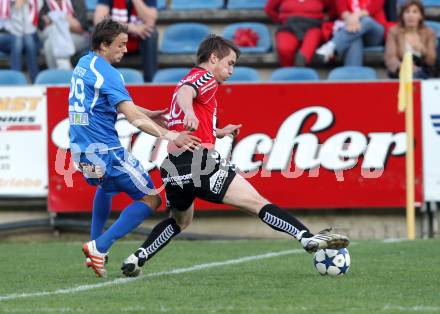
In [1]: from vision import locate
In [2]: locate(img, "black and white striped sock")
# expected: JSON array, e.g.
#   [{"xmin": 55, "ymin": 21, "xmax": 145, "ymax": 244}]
[
  {"xmin": 258, "ymin": 204, "xmax": 313, "ymax": 240},
  {"xmin": 135, "ymin": 218, "xmax": 181, "ymax": 266}
]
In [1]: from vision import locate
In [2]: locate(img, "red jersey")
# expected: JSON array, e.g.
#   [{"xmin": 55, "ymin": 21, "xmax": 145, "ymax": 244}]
[{"xmin": 168, "ymin": 67, "xmax": 218, "ymax": 149}]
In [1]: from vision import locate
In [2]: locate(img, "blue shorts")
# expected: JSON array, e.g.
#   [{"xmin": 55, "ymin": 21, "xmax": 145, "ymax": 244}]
[{"xmin": 73, "ymin": 147, "xmax": 155, "ymax": 200}]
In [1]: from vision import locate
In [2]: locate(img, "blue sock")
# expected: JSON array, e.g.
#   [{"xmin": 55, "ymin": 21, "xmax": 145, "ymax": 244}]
[
  {"xmin": 91, "ymin": 188, "xmax": 112, "ymax": 240},
  {"xmin": 95, "ymin": 201, "xmax": 153, "ymax": 253}
]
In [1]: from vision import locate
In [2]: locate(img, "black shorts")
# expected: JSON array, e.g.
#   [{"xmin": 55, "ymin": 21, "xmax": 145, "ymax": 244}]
[{"xmin": 160, "ymin": 149, "xmax": 237, "ymax": 211}]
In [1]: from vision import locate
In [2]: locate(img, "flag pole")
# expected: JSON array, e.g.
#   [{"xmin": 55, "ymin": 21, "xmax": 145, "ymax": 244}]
[
  {"xmin": 405, "ymin": 83, "xmax": 415, "ymax": 240},
  {"xmin": 398, "ymin": 51, "xmax": 416, "ymax": 240}
]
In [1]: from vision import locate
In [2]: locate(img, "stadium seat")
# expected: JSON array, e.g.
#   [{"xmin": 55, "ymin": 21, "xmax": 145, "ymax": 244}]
[
  {"xmin": 157, "ymin": 0, "xmax": 166, "ymax": 10},
  {"xmin": 223, "ymin": 22, "xmax": 271, "ymax": 53},
  {"xmin": 363, "ymin": 46, "xmax": 384, "ymax": 53},
  {"xmin": 170, "ymin": 0, "xmax": 223, "ymax": 10},
  {"xmin": 426, "ymin": 20, "xmax": 440, "ymax": 37},
  {"xmin": 399, "ymin": 0, "xmax": 440, "ymax": 8},
  {"xmin": 85, "ymin": 0, "xmax": 97, "ymax": 11},
  {"xmin": 160, "ymin": 23, "xmax": 211, "ymax": 54},
  {"xmin": 227, "ymin": 0, "xmax": 266, "ymax": 9},
  {"xmin": 227, "ymin": 66, "xmax": 261, "ymax": 82},
  {"xmin": 422, "ymin": 0, "xmax": 440, "ymax": 7},
  {"xmin": 152, "ymin": 68, "xmax": 191, "ymax": 83},
  {"xmin": 269, "ymin": 67, "xmax": 320, "ymax": 81},
  {"xmin": 117, "ymin": 68, "xmax": 144, "ymax": 84},
  {"xmin": 34, "ymin": 69, "xmax": 73, "ymax": 85},
  {"xmin": 327, "ymin": 66, "xmax": 377, "ymax": 81},
  {"xmin": 0, "ymin": 51, "xmax": 8, "ymax": 60},
  {"xmin": 0, "ymin": 70, "xmax": 28, "ymax": 85}
]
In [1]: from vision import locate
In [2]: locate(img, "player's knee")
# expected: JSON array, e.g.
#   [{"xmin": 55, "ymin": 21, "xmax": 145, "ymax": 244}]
[
  {"xmin": 152, "ymin": 195, "xmax": 162, "ymax": 209},
  {"xmin": 172, "ymin": 212, "xmax": 193, "ymax": 230},
  {"xmin": 175, "ymin": 216, "xmax": 192, "ymax": 230},
  {"xmin": 139, "ymin": 194, "xmax": 162, "ymax": 211},
  {"xmin": 248, "ymin": 195, "xmax": 270, "ymax": 215}
]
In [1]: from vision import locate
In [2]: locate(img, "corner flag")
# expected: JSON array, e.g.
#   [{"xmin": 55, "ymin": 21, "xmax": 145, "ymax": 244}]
[{"xmin": 398, "ymin": 51, "xmax": 415, "ymax": 240}]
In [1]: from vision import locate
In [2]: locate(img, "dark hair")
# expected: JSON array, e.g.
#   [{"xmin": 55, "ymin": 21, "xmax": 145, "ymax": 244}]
[
  {"xmin": 399, "ymin": 0, "xmax": 425, "ymax": 28},
  {"xmin": 91, "ymin": 19, "xmax": 128, "ymax": 51},
  {"xmin": 196, "ymin": 34, "xmax": 241, "ymax": 64}
]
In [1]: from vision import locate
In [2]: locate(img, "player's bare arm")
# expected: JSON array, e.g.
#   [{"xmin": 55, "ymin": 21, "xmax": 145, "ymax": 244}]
[
  {"xmin": 216, "ymin": 124, "xmax": 242, "ymax": 138},
  {"xmin": 118, "ymin": 100, "xmax": 201, "ymax": 150},
  {"xmin": 136, "ymin": 106, "xmax": 168, "ymax": 127},
  {"xmin": 177, "ymin": 85, "xmax": 199, "ymax": 131}
]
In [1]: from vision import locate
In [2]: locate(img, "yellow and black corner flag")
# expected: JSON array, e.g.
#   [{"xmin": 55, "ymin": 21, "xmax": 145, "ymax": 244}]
[{"xmin": 398, "ymin": 51, "xmax": 415, "ymax": 240}]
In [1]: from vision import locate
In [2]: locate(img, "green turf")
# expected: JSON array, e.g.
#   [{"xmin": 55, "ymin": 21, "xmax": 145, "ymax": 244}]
[{"xmin": 0, "ymin": 239, "xmax": 438, "ymax": 314}]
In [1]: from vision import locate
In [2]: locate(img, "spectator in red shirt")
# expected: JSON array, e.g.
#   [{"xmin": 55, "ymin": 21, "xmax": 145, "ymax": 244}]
[
  {"xmin": 265, "ymin": 0, "xmax": 328, "ymax": 67},
  {"xmin": 316, "ymin": 0, "xmax": 387, "ymax": 66}
]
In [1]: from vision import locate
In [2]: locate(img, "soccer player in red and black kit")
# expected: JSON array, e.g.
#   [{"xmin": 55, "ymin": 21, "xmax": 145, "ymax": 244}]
[{"xmin": 121, "ymin": 35, "xmax": 349, "ymax": 277}]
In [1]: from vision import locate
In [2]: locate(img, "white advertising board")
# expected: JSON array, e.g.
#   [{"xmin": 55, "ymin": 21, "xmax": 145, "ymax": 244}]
[
  {"xmin": 421, "ymin": 80, "xmax": 440, "ymax": 201},
  {"xmin": 0, "ymin": 87, "xmax": 48, "ymax": 196}
]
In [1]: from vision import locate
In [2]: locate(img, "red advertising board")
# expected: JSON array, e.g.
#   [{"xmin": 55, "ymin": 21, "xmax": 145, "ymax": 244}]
[{"xmin": 47, "ymin": 82, "xmax": 423, "ymax": 212}]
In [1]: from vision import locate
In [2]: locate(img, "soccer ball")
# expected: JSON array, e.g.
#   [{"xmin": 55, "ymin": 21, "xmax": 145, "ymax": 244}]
[{"xmin": 313, "ymin": 248, "xmax": 350, "ymax": 276}]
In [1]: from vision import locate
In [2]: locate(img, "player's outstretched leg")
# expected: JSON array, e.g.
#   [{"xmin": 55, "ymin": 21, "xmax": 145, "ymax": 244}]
[
  {"xmin": 223, "ymin": 175, "xmax": 349, "ymax": 253},
  {"xmin": 258, "ymin": 204, "xmax": 349, "ymax": 253}
]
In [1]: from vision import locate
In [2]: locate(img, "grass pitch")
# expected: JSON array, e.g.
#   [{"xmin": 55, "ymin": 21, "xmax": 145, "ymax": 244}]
[{"xmin": 0, "ymin": 239, "xmax": 438, "ymax": 314}]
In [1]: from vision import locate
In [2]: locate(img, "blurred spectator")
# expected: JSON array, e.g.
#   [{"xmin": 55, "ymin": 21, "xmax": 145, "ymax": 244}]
[
  {"xmin": 316, "ymin": 0, "xmax": 387, "ymax": 66},
  {"xmin": 38, "ymin": 0, "xmax": 89, "ymax": 69},
  {"xmin": 384, "ymin": 0, "xmax": 398, "ymax": 22},
  {"xmin": 385, "ymin": 0, "xmax": 436, "ymax": 79},
  {"xmin": 94, "ymin": 0, "xmax": 158, "ymax": 82},
  {"xmin": 0, "ymin": 0, "xmax": 42, "ymax": 83},
  {"xmin": 265, "ymin": 0, "xmax": 328, "ymax": 67}
]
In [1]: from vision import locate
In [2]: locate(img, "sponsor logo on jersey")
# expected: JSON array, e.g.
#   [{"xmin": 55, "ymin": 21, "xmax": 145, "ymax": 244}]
[
  {"xmin": 69, "ymin": 112, "xmax": 89, "ymax": 125},
  {"xmin": 163, "ymin": 173, "xmax": 193, "ymax": 186},
  {"xmin": 209, "ymin": 169, "xmax": 228, "ymax": 194}
]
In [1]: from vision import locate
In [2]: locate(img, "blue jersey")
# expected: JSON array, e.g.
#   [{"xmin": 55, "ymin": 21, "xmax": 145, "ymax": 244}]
[{"xmin": 68, "ymin": 51, "xmax": 132, "ymax": 153}]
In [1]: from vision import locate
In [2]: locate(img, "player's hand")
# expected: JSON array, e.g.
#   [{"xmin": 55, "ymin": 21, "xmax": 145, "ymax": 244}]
[
  {"xmin": 183, "ymin": 113, "xmax": 199, "ymax": 131},
  {"xmin": 173, "ymin": 131, "xmax": 201, "ymax": 152},
  {"xmin": 148, "ymin": 108, "xmax": 168, "ymax": 128},
  {"xmin": 217, "ymin": 124, "xmax": 242, "ymax": 139}
]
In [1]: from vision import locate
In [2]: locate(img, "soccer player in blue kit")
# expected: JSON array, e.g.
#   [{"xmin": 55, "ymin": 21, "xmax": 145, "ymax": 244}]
[{"xmin": 68, "ymin": 19, "xmax": 200, "ymax": 277}]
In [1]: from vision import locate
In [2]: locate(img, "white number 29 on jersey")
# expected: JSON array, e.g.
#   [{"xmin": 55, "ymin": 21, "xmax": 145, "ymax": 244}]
[
  {"xmin": 69, "ymin": 77, "xmax": 89, "ymax": 125},
  {"xmin": 69, "ymin": 77, "xmax": 86, "ymax": 113}
]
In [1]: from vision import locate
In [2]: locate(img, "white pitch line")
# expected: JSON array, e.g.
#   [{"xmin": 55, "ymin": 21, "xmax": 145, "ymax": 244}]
[
  {"xmin": 0, "ymin": 248, "xmax": 303, "ymax": 302},
  {"xmin": 382, "ymin": 305, "xmax": 440, "ymax": 312},
  {"xmin": 383, "ymin": 238, "xmax": 407, "ymax": 244}
]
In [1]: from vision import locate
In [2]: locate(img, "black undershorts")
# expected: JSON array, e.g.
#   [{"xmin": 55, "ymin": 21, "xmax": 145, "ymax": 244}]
[{"xmin": 160, "ymin": 148, "xmax": 237, "ymax": 211}]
